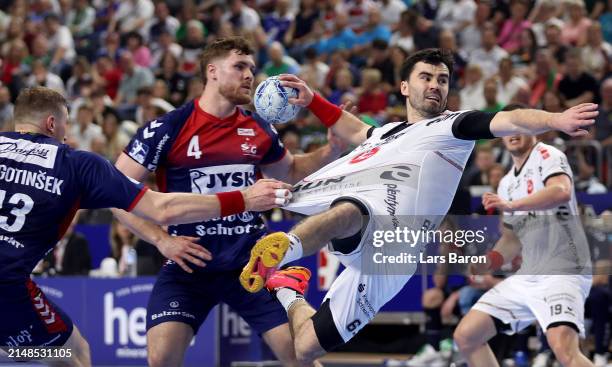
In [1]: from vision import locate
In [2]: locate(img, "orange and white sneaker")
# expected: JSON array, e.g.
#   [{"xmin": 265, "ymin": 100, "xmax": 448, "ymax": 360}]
[
  {"xmin": 265, "ymin": 266, "xmax": 311, "ymax": 295},
  {"xmin": 240, "ymin": 232, "xmax": 290, "ymax": 293}
]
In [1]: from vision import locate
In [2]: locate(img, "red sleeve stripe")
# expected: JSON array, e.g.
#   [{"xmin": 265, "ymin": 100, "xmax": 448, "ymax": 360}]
[{"xmin": 127, "ymin": 186, "xmax": 149, "ymax": 212}]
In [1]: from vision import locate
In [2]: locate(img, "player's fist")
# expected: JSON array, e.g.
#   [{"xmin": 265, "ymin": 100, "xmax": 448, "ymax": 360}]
[
  {"xmin": 552, "ymin": 103, "xmax": 598, "ymax": 137},
  {"xmin": 242, "ymin": 179, "xmax": 293, "ymax": 212},
  {"xmin": 277, "ymin": 74, "xmax": 314, "ymax": 107},
  {"xmin": 482, "ymin": 192, "xmax": 514, "ymax": 212}
]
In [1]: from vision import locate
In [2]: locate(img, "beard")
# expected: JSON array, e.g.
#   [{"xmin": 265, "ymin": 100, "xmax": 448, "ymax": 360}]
[
  {"xmin": 408, "ymin": 93, "xmax": 447, "ymax": 118},
  {"xmin": 219, "ymin": 84, "xmax": 252, "ymax": 105}
]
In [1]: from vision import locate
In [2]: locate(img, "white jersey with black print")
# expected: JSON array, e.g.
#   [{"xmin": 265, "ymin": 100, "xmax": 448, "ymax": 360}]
[
  {"xmin": 282, "ymin": 110, "xmax": 497, "ymax": 344},
  {"xmin": 286, "ymin": 110, "xmax": 477, "ymax": 222},
  {"xmin": 497, "ymin": 142, "xmax": 591, "ymax": 276}
]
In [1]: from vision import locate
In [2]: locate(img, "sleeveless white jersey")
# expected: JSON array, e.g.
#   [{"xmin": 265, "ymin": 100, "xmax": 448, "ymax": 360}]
[
  {"xmin": 285, "ymin": 111, "xmax": 476, "ymax": 226},
  {"xmin": 497, "ymin": 142, "xmax": 591, "ymax": 275}
]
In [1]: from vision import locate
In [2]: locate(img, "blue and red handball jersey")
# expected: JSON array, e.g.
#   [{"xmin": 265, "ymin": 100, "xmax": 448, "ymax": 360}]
[
  {"xmin": 0, "ymin": 132, "xmax": 146, "ymax": 348},
  {"xmin": 124, "ymin": 100, "xmax": 286, "ymax": 271},
  {"xmin": 0, "ymin": 132, "xmax": 146, "ymax": 282}
]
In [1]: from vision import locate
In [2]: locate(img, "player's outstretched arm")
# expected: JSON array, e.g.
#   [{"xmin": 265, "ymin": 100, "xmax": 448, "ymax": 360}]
[
  {"xmin": 130, "ymin": 178, "xmax": 292, "ymax": 226},
  {"xmin": 278, "ymin": 74, "xmax": 370, "ymax": 145},
  {"xmin": 489, "ymin": 103, "xmax": 598, "ymax": 137}
]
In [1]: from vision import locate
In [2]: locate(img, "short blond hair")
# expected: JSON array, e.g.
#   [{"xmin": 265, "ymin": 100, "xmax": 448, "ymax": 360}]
[{"xmin": 13, "ymin": 87, "xmax": 67, "ymax": 126}]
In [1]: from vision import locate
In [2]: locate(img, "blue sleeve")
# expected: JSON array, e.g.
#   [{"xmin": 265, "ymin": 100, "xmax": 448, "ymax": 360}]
[
  {"xmin": 74, "ymin": 151, "xmax": 147, "ymax": 210},
  {"xmin": 123, "ymin": 103, "xmax": 193, "ymax": 171}
]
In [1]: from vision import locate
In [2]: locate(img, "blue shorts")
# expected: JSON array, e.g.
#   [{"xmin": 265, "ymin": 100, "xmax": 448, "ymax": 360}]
[
  {"xmin": 146, "ymin": 265, "xmax": 288, "ymax": 335},
  {"xmin": 0, "ymin": 279, "xmax": 73, "ymax": 348}
]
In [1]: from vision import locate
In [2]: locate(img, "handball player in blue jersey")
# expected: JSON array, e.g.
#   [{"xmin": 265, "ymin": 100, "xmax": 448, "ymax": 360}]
[
  {"xmin": 113, "ymin": 37, "xmax": 344, "ymax": 367},
  {"xmin": 0, "ymin": 86, "xmax": 291, "ymax": 366}
]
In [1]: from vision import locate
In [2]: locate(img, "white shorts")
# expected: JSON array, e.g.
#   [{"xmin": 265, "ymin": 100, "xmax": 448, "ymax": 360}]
[
  {"xmin": 318, "ymin": 193, "xmax": 425, "ymax": 344},
  {"xmin": 472, "ymin": 275, "xmax": 592, "ymax": 337}
]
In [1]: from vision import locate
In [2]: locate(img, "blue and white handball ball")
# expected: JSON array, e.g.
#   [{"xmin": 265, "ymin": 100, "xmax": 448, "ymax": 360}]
[{"xmin": 254, "ymin": 76, "xmax": 300, "ymax": 124}]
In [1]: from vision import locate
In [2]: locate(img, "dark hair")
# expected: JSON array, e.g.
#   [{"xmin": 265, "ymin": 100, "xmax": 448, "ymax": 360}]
[
  {"xmin": 502, "ymin": 103, "xmax": 527, "ymax": 111},
  {"xmin": 14, "ymin": 87, "xmax": 67, "ymax": 125},
  {"xmin": 399, "ymin": 48, "xmax": 454, "ymax": 81},
  {"xmin": 200, "ymin": 36, "xmax": 255, "ymax": 85}
]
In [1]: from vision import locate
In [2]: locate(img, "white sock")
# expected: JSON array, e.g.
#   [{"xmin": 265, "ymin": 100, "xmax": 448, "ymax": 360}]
[
  {"xmin": 275, "ymin": 288, "xmax": 303, "ymax": 312},
  {"xmin": 278, "ymin": 232, "xmax": 303, "ymax": 268}
]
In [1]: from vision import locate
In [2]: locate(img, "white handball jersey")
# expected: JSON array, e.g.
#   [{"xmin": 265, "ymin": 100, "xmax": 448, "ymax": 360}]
[
  {"xmin": 285, "ymin": 111, "xmax": 476, "ymax": 223},
  {"xmin": 497, "ymin": 142, "xmax": 591, "ymax": 276}
]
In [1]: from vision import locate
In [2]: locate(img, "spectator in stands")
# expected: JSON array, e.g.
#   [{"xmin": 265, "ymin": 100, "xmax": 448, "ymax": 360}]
[
  {"xmin": 355, "ymin": 7, "xmax": 392, "ymax": 49},
  {"xmin": 460, "ymin": 1, "xmax": 492, "ymax": 55},
  {"xmin": 0, "ymin": 86, "xmax": 14, "ymax": 131},
  {"xmin": 497, "ymin": 0, "xmax": 531, "ymax": 53},
  {"xmin": 27, "ymin": 60, "xmax": 66, "ymax": 96},
  {"xmin": 147, "ymin": 2, "xmax": 180, "ymax": 45},
  {"xmin": 263, "ymin": 41, "xmax": 300, "ymax": 76},
  {"xmin": 66, "ymin": 0, "xmax": 95, "ymax": 42},
  {"xmin": 497, "ymin": 57, "xmax": 528, "ymax": 106},
  {"xmin": 562, "ymin": 0, "xmax": 592, "ymax": 46},
  {"xmin": 44, "ymin": 13, "xmax": 76, "ymax": 78},
  {"xmin": 327, "ymin": 68, "xmax": 355, "ymax": 106},
  {"xmin": 283, "ymin": 0, "xmax": 320, "ymax": 59},
  {"xmin": 482, "ymin": 78, "xmax": 504, "ymax": 112},
  {"xmin": 528, "ymin": 48, "xmax": 562, "ymax": 107},
  {"xmin": 467, "ymin": 145, "xmax": 497, "ymax": 187},
  {"xmin": 181, "ymin": 20, "xmax": 207, "ymax": 73},
  {"xmin": 96, "ymin": 32, "xmax": 124, "ymax": 62},
  {"xmin": 91, "ymin": 55, "xmax": 122, "ymax": 100},
  {"xmin": 341, "ymin": 0, "xmax": 378, "ymax": 33},
  {"xmin": 125, "ymin": 31, "xmax": 152, "ymax": 68},
  {"xmin": 110, "ymin": 0, "xmax": 154, "ymax": 36},
  {"xmin": 558, "ymin": 48, "xmax": 599, "ymax": 107},
  {"xmin": 594, "ymin": 77, "xmax": 612, "ymax": 147},
  {"xmin": 150, "ymin": 29, "xmax": 183, "ymax": 70},
  {"xmin": 469, "ymin": 23, "xmax": 509, "ymax": 78},
  {"xmin": 262, "ymin": 0, "xmax": 294, "ymax": 43},
  {"xmin": 600, "ymin": 1, "xmax": 612, "ymax": 43},
  {"xmin": 574, "ymin": 147, "xmax": 608, "ymax": 193},
  {"xmin": 390, "ymin": 10, "xmax": 415, "ymax": 53},
  {"xmin": 110, "ymin": 219, "xmax": 138, "ymax": 276},
  {"xmin": 223, "ymin": 0, "xmax": 261, "ymax": 33},
  {"xmin": 405, "ymin": 8, "xmax": 441, "ymax": 50},
  {"xmin": 1, "ymin": 39, "xmax": 28, "ymax": 96},
  {"xmin": 299, "ymin": 47, "xmax": 329, "ymax": 91},
  {"xmin": 101, "ymin": 108, "xmax": 130, "ymax": 162},
  {"xmin": 582, "ymin": 22, "xmax": 612, "ymax": 80},
  {"xmin": 24, "ymin": 34, "xmax": 51, "ymax": 67},
  {"xmin": 460, "ymin": 63, "xmax": 486, "ymax": 110},
  {"xmin": 154, "ymin": 52, "xmax": 188, "ymax": 106},
  {"xmin": 42, "ymin": 213, "xmax": 91, "ymax": 276},
  {"xmin": 511, "ymin": 27, "xmax": 538, "ymax": 69},
  {"xmin": 379, "ymin": 0, "xmax": 407, "ymax": 29},
  {"xmin": 357, "ymin": 68, "xmax": 388, "ymax": 117},
  {"xmin": 115, "ymin": 51, "xmax": 155, "ymax": 108},
  {"xmin": 70, "ymin": 102, "xmax": 103, "ymax": 151},
  {"xmin": 544, "ymin": 21, "xmax": 570, "ymax": 64},
  {"xmin": 367, "ymin": 40, "xmax": 395, "ymax": 91},
  {"xmin": 529, "ymin": 0, "xmax": 564, "ymax": 47},
  {"xmin": 316, "ymin": 12, "xmax": 357, "ymax": 55},
  {"xmin": 66, "ymin": 57, "xmax": 92, "ymax": 100},
  {"xmin": 435, "ymin": 0, "xmax": 476, "ymax": 34}
]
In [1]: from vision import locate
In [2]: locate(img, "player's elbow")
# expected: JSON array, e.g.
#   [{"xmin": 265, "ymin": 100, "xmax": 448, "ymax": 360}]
[{"xmin": 554, "ymin": 184, "xmax": 572, "ymax": 204}]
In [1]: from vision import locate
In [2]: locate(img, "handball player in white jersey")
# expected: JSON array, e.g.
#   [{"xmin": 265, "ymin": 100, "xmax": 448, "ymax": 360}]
[
  {"xmin": 454, "ymin": 104, "xmax": 595, "ymax": 367},
  {"xmin": 238, "ymin": 48, "xmax": 598, "ymax": 365}
]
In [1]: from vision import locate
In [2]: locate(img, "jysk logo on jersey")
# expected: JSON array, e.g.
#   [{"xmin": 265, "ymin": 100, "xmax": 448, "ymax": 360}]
[
  {"xmin": 128, "ymin": 140, "xmax": 149, "ymax": 165},
  {"xmin": 190, "ymin": 164, "xmax": 256, "ymax": 194},
  {"xmin": 0, "ymin": 137, "xmax": 58, "ymax": 169}
]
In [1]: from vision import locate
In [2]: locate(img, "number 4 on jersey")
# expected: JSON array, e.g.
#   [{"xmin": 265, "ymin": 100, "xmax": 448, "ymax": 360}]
[{"xmin": 187, "ymin": 136, "xmax": 202, "ymax": 159}]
